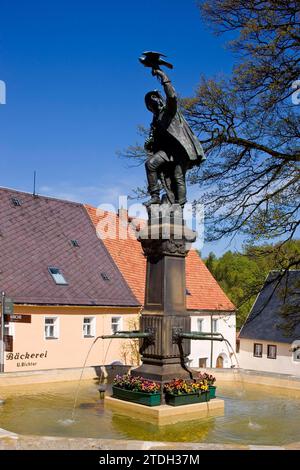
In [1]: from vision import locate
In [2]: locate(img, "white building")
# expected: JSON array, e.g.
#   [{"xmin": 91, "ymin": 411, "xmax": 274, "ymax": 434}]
[
  {"xmin": 190, "ymin": 311, "xmax": 236, "ymax": 368},
  {"xmin": 238, "ymin": 270, "xmax": 300, "ymax": 375}
]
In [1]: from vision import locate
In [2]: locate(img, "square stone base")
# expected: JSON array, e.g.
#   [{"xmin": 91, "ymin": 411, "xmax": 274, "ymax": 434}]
[{"xmin": 104, "ymin": 396, "xmax": 224, "ymax": 426}]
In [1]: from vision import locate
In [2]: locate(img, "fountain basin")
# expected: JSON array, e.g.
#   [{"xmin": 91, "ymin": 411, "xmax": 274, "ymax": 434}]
[
  {"xmin": 105, "ymin": 396, "xmax": 224, "ymax": 425},
  {"xmin": 1, "ymin": 369, "xmax": 300, "ymax": 447}
]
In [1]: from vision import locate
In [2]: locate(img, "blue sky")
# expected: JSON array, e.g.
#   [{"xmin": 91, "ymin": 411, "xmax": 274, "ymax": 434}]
[{"xmin": 0, "ymin": 0, "xmax": 239, "ymax": 256}]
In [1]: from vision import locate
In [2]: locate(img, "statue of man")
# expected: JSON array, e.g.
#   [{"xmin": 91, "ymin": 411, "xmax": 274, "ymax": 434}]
[{"xmin": 144, "ymin": 68, "xmax": 205, "ymax": 207}]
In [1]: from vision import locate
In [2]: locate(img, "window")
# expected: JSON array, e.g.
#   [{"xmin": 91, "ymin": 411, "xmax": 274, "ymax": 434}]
[
  {"xmin": 291, "ymin": 341, "xmax": 300, "ymax": 362},
  {"xmin": 197, "ymin": 318, "xmax": 204, "ymax": 332},
  {"xmin": 70, "ymin": 239, "xmax": 79, "ymax": 247},
  {"xmin": 199, "ymin": 357, "xmax": 207, "ymax": 368},
  {"xmin": 293, "ymin": 348, "xmax": 300, "ymax": 362},
  {"xmin": 236, "ymin": 339, "xmax": 240, "ymax": 353},
  {"xmin": 111, "ymin": 316, "xmax": 122, "ymax": 334},
  {"xmin": 267, "ymin": 344, "xmax": 277, "ymax": 359},
  {"xmin": 4, "ymin": 323, "xmax": 15, "ymax": 338},
  {"xmin": 45, "ymin": 317, "xmax": 59, "ymax": 339},
  {"xmin": 253, "ymin": 343, "xmax": 263, "ymax": 357},
  {"xmin": 48, "ymin": 267, "xmax": 68, "ymax": 285},
  {"xmin": 83, "ymin": 317, "xmax": 95, "ymax": 338},
  {"xmin": 212, "ymin": 319, "xmax": 218, "ymax": 333},
  {"xmin": 11, "ymin": 197, "xmax": 21, "ymax": 206},
  {"xmin": 101, "ymin": 272, "xmax": 110, "ymax": 281}
]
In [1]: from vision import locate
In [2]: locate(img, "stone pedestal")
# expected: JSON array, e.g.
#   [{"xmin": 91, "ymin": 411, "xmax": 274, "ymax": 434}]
[
  {"xmin": 131, "ymin": 205, "xmax": 196, "ymax": 383},
  {"xmin": 105, "ymin": 396, "xmax": 225, "ymax": 426}
]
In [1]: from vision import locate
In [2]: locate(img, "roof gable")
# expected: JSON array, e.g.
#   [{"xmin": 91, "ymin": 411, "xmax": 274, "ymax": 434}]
[{"xmin": 239, "ymin": 270, "xmax": 300, "ymax": 343}]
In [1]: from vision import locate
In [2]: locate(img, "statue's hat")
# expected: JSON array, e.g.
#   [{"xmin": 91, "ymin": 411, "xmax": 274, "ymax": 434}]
[{"xmin": 144, "ymin": 90, "xmax": 164, "ymax": 111}]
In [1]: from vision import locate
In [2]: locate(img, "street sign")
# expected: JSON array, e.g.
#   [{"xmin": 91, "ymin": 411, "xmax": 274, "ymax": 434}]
[
  {"xmin": 4, "ymin": 314, "xmax": 31, "ymax": 324},
  {"xmin": 4, "ymin": 298, "xmax": 14, "ymax": 315}
]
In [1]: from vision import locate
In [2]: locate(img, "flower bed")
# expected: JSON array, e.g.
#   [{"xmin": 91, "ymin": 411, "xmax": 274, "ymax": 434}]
[
  {"xmin": 198, "ymin": 373, "xmax": 217, "ymax": 399},
  {"xmin": 111, "ymin": 374, "xmax": 216, "ymax": 407},
  {"xmin": 165, "ymin": 391, "xmax": 209, "ymax": 406},
  {"xmin": 163, "ymin": 378, "xmax": 210, "ymax": 407},
  {"xmin": 112, "ymin": 375, "xmax": 161, "ymax": 407}
]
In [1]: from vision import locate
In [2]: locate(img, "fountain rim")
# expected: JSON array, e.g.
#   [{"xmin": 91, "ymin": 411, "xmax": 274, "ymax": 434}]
[{"xmin": 1, "ymin": 367, "xmax": 300, "ymax": 449}]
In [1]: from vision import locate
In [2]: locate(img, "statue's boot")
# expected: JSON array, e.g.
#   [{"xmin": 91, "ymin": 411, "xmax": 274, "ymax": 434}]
[{"xmin": 143, "ymin": 191, "xmax": 160, "ymax": 207}]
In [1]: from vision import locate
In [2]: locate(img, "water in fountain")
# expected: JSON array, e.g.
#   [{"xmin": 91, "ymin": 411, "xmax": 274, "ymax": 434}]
[
  {"xmin": 58, "ymin": 336, "xmax": 113, "ymax": 425},
  {"xmin": 248, "ymin": 420, "xmax": 263, "ymax": 431},
  {"xmin": 223, "ymin": 338, "xmax": 262, "ymax": 430},
  {"xmin": 223, "ymin": 338, "xmax": 246, "ymax": 396},
  {"xmin": 2, "ymin": 377, "xmax": 300, "ymax": 444}
]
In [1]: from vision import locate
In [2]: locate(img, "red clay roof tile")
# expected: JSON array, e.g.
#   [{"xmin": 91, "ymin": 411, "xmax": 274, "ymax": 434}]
[{"xmin": 85, "ymin": 205, "xmax": 235, "ymax": 312}]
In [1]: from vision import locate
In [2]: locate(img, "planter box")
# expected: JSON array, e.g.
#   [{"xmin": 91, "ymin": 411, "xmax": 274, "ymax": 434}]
[
  {"xmin": 112, "ymin": 386, "xmax": 161, "ymax": 407},
  {"xmin": 165, "ymin": 391, "xmax": 210, "ymax": 407},
  {"xmin": 209, "ymin": 385, "xmax": 217, "ymax": 399}
]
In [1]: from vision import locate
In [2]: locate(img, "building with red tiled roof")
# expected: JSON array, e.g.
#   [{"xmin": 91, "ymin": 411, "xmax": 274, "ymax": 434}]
[
  {"xmin": 0, "ymin": 188, "xmax": 140, "ymax": 373},
  {"xmin": 85, "ymin": 205, "xmax": 234, "ymax": 311},
  {"xmin": 85, "ymin": 205, "xmax": 236, "ymax": 368}
]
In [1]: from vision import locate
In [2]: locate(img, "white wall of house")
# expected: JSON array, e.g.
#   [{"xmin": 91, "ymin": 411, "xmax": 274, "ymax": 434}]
[
  {"xmin": 238, "ymin": 338, "xmax": 300, "ymax": 375},
  {"xmin": 189, "ymin": 312, "xmax": 236, "ymax": 368},
  {"xmin": 3, "ymin": 305, "xmax": 139, "ymax": 372}
]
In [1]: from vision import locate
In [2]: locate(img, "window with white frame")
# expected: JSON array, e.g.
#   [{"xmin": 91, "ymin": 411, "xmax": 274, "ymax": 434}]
[
  {"xmin": 212, "ymin": 319, "xmax": 218, "ymax": 333},
  {"xmin": 111, "ymin": 316, "xmax": 122, "ymax": 334},
  {"xmin": 45, "ymin": 317, "xmax": 59, "ymax": 339},
  {"xmin": 83, "ymin": 317, "xmax": 95, "ymax": 337},
  {"xmin": 48, "ymin": 267, "xmax": 68, "ymax": 285},
  {"xmin": 293, "ymin": 348, "xmax": 300, "ymax": 362},
  {"xmin": 197, "ymin": 318, "xmax": 204, "ymax": 332},
  {"xmin": 291, "ymin": 341, "xmax": 300, "ymax": 362}
]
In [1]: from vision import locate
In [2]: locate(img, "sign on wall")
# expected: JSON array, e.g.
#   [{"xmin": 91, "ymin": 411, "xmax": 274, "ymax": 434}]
[
  {"xmin": 6, "ymin": 350, "xmax": 48, "ymax": 368},
  {"xmin": 4, "ymin": 314, "xmax": 31, "ymax": 323}
]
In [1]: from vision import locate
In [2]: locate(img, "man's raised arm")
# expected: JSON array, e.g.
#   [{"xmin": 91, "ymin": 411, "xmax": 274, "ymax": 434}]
[{"xmin": 153, "ymin": 69, "xmax": 177, "ymax": 116}]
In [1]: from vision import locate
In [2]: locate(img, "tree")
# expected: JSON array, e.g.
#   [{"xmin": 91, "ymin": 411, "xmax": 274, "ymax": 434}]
[
  {"xmin": 205, "ymin": 251, "xmax": 217, "ymax": 273},
  {"xmin": 120, "ymin": 318, "xmax": 141, "ymax": 366},
  {"xmin": 121, "ymin": 1, "xmax": 300, "ymax": 325},
  {"xmin": 121, "ymin": 2, "xmax": 299, "ymax": 258},
  {"xmin": 205, "ymin": 250, "xmax": 263, "ymax": 328},
  {"xmin": 183, "ymin": 1, "xmax": 299, "ymax": 255}
]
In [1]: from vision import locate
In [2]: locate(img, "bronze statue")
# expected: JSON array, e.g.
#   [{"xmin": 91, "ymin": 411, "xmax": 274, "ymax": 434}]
[{"xmin": 139, "ymin": 52, "xmax": 205, "ymax": 208}]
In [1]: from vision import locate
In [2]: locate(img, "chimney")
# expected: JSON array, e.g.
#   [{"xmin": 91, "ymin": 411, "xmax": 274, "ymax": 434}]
[
  {"xmin": 118, "ymin": 208, "xmax": 128, "ymax": 240},
  {"xmin": 118, "ymin": 207, "xmax": 128, "ymax": 222}
]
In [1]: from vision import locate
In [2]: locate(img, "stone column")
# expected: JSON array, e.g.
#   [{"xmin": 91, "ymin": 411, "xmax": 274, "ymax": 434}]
[{"xmin": 131, "ymin": 205, "xmax": 196, "ymax": 382}]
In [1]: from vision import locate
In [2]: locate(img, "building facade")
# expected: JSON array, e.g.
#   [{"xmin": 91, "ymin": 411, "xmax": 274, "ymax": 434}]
[
  {"xmin": 238, "ymin": 271, "xmax": 300, "ymax": 375},
  {"xmin": 190, "ymin": 311, "xmax": 236, "ymax": 368},
  {"xmin": 0, "ymin": 187, "xmax": 236, "ymax": 373},
  {"xmin": 4, "ymin": 305, "xmax": 139, "ymax": 372}
]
